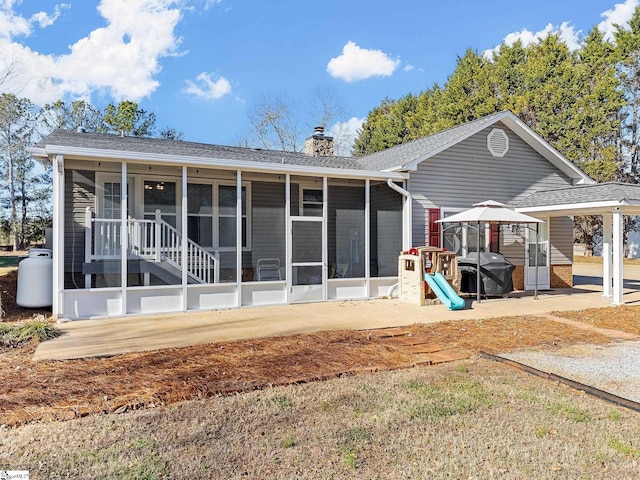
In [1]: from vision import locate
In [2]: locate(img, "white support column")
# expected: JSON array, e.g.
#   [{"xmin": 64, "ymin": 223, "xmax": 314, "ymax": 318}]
[
  {"xmin": 84, "ymin": 207, "xmax": 92, "ymax": 289},
  {"xmin": 602, "ymin": 213, "xmax": 613, "ymax": 298},
  {"xmin": 365, "ymin": 179, "xmax": 371, "ymax": 298},
  {"xmin": 121, "ymin": 162, "xmax": 128, "ymax": 316},
  {"xmin": 285, "ymin": 174, "xmax": 291, "ymax": 304},
  {"xmin": 52, "ymin": 155, "xmax": 65, "ymax": 320},
  {"xmin": 612, "ymin": 208, "xmax": 624, "ymax": 305},
  {"xmin": 322, "ymin": 176, "xmax": 328, "ymax": 301},
  {"xmin": 181, "ymin": 166, "xmax": 188, "ymax": 311},
  {"xmin": 236, "ymin": 170, "xmax": 243, "ymax": 307}
]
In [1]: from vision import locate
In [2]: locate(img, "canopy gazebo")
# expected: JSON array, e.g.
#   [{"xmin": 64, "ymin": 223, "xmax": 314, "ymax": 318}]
[{"xmin": 437, "ymin": 200, "xmax": 544, "ymax": 302}]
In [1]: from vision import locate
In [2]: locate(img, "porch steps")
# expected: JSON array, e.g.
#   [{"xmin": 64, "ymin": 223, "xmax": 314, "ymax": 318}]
[{"xmin": 367, "ymin": 327, "xmax": 468, "ymax": 366}]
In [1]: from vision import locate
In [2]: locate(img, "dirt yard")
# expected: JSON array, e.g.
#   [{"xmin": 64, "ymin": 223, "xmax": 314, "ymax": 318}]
[
  {"xmin": 2, "ymin": 301, "xmax": 640, "ymax": 427},
  {"xmin": 2, "ymin": 264, "xmax": 640, "ymax": 478},
  {"xmin": 2, "ymin": 260, "xmax": 640, "ymax": 428}
]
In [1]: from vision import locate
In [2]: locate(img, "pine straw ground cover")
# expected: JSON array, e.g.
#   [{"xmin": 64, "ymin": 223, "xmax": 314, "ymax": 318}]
[
  {"xmin": 2, "ymin": 359, "xmax": 639, "ymax": 479},
  {"xmin": 1, "ymin": 307, "xmax": 634, "ymax": 428}
]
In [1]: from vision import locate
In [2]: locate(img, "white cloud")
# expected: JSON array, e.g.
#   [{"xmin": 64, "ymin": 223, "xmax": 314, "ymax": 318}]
[
  {"xmin": 184, "ymin": 72, "xmax": 231, "ymax": 100},
  {"xmin": 327, "ymin": 41, "xmax": 400, "ymax": 82},
  {"xmin": 30, "ymin": 3, "xmax": 70, "ymax": 28},
  {"xmin": 598, "ymin": 0, "xmax": 639, "ymax": 41},
  {"xmin": 329, "ymin": 116, "xmax": 364, "ymax": 156},
  {"xmin": 0, "ymin": 1, "xmax": 31, "ymax": 39},
  {"xmin": 0, "ymin": 0, "xmax": 184, "ymax": 104},
  {"xmin": 483, "ymin": 21, "xmax": 582, "ymax": 59},
  {"xmin": 403, "ymin": 64, "xmax": 415, "ymax": 72}
]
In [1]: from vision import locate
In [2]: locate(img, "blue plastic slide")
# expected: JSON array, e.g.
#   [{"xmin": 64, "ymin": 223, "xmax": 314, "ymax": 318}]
[{"xmin": 424, "ymin": 272, "xmax": 466, "ymax": 310}]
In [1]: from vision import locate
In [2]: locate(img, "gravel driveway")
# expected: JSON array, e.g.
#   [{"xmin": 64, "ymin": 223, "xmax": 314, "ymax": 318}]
[{"xmin": 502, "ymin": 340, "xmax": 640, "ymax": 403}]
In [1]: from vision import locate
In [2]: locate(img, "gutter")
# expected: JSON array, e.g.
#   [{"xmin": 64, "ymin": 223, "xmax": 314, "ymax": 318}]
[{"xmin": 27, "ymin": 144, "xmax": 409, "ymax": 181}]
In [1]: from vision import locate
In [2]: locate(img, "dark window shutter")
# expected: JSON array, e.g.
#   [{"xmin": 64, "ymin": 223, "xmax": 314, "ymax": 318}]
[
  {"xmin": 428, "ymin": 208, "xmax": 441, "ymax": 248},
  {"xmin": 489, "ymin": 223, "xmax": 500, "ymax": 253}
]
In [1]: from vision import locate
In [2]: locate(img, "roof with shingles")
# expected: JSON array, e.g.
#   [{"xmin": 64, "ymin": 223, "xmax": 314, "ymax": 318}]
[
  {"xmin": 34, "ymin": 129, "xmax": 367, "ymax": 170},
  {"xmin": 32, "ymin": 110, "xmax": 592, "ymax": 185},
  {"xmin": 517, "ymin": 182, "xmax": 640, "ymax": 208},
  {"xmin": 357, "ymin": 111, "xmax": 510, "ymax": 171}
]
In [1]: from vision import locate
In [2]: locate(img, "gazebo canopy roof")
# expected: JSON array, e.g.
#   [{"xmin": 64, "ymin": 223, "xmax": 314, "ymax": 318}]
[{"xmin": 437, "ymin": 200, "xmax": 543, "ymax": 224}]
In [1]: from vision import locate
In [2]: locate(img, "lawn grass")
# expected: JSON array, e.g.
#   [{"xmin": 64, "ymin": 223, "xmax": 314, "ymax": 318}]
[
  {"xmin": 0, "ymin": 256, "xmax": 21, "ymax": 268},
  {"xmin": 2, "ymin": 359, "xmax": 638, "ymax": 479}
]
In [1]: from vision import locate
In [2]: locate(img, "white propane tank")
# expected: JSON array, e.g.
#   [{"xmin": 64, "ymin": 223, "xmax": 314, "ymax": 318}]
[{"xmin": 16, "ymin": 248, "xmax": 53, "ymax": 308}]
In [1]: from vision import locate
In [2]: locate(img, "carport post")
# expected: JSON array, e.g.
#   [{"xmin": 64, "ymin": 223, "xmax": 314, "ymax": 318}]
[
  {"xmin": 602, "ymin": 214, "xmax": 613, "ymax": 297},
  {"xmin": 612, "ymin": 208, "xmax": 624, "ymax": 305}
]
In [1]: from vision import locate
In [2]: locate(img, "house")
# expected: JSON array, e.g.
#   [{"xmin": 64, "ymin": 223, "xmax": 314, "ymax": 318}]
[{"xmin": 34, "ymin": 110, "xmax": 626, "ymax": 321}]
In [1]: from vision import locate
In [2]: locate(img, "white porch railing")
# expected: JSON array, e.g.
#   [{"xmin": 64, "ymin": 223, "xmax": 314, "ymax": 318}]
[{"xmin": 85, "ymin": 207, "xmax": 219, "ymax": 284}]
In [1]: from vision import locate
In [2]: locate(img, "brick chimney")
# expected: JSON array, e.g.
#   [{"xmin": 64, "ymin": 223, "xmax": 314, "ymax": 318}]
[{"xmin": 305, "ymin": 126, "xmax": 334, "ymax": 156}]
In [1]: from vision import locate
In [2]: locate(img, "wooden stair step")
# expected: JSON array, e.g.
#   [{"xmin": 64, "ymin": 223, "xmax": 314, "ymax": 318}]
[
  {"xmin": 383, "ymin": 336, "xmax": 433, "ymax": 347},
  {"xmin": 416, "ymin": 350, "xmax": 468, "ymax": 365},
  {"xmin": 403, "ymin": 343, "xmax": 446, "ymax": 354},
  {"xmin": 369, "ymin": 328, "xmax": 413, "ymax": 339}
]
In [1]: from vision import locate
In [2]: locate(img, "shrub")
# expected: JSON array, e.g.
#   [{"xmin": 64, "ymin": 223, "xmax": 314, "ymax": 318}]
[{"xmin": 0, "ymin": 315, "xmax": 59, "ymax": 346}]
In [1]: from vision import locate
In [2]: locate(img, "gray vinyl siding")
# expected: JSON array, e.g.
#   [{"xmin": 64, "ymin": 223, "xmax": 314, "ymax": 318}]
[
  {"xmin": 328, "ymin": 185, "xmax": 366, "ymax": 278},
  {"xmin": 65, "ymin": 170, "xmax": 95, "ymax": 281},
  {"xmin": 409, "ymin": 122, "xmax": 574, "ymax": 265},
  {"xmin": 290, "ymin": 183, "xmax": 300, "ymax": 216},
  {"xmin": 251, "ymin": 182, "xmax": 286, "ymax": 278},
  {"xmin": 371, "ymin": 182, "xmax": 403, "ymax": 276},
  {"xmin": 550, "ymin": 216, "xmax": 573, "ymax": 264}
]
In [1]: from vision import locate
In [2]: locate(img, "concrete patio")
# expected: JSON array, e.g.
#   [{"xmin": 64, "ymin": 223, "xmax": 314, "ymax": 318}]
[{"xmin": 33, "ymin": 263, "xmax": 640, "ymax": 361}]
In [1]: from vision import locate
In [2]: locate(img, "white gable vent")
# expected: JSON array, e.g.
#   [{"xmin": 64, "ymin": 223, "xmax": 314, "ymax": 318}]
[{"xmin": 487, "ymin": 128, "xmax": 509, "ymax": 157}]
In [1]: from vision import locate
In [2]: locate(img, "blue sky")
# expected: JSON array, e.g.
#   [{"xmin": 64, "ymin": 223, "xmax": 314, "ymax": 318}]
[{"xmin": 1, "ymin": 0, "xmax": 638, "ymax": 152}]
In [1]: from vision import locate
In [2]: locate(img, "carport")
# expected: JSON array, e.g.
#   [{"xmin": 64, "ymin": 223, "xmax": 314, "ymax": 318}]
[{"xmin": 516, "ymin": 182, "xmax": 640, "ymax": 305}]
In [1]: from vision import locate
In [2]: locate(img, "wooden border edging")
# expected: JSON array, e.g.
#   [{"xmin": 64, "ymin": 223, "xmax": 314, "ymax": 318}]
[{"xmin": 479, "ymin": 351, "xmax": 640, "ymax": 413}]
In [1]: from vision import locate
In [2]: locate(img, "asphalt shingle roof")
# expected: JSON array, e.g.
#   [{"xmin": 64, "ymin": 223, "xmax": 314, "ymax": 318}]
[
  {"xmin": 35, "ymin": 111, "xmax": 514, "ymax": 173},
  {"xmin": 35, "ymin": 129, "xmax": 367, "ymax": 170},
  {"xmin": 357, "ymin": 111, "xmax": 510, "ymax": 171},
  {"xmin": 517, "ymin": 182, "xmax": 640, "ymax": 208}
]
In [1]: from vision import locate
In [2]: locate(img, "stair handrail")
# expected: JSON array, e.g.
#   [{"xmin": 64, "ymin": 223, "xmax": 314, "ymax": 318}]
[
  {"xmin": 85, "ymin": 208, "xmax": 219, "ymax": 283},
  {"xmin": 152, "ymin": 210, "xmax": 220, "ymax": 284}
]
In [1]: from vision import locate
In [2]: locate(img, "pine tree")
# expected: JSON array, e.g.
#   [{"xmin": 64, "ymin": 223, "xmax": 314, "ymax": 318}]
[{"xmin": 614, "ymin": 6, "xmax": 640, "ymax": 180}]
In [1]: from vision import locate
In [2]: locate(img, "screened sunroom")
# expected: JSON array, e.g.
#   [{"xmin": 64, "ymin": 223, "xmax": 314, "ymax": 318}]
[{"xmin": 34, "ymin": 129, "xmax": 410, "ymax": 320}]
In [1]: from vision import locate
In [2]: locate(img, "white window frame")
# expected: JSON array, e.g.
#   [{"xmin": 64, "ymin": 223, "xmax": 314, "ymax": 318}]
[
  {"xmin": 299, "ymin": 185, "xmax": 324, "ymax": 217},
  {"xmin": 142, "ymin": 177, "xmax": 180, "ymax": 228},
  {"xmin": 95, "ymin": 173, "xmax": 134, "ymax": 219},
  {"xmin": 186, "ymin": 182, "xmax": 215, "ymax": 249},
  {"xmin": 217, "ymin": 181, "xmax": 251, "ymax": 252},
  {"xmin": 186, "ymin": 180, "xmax": 251, "ymax": 252}
]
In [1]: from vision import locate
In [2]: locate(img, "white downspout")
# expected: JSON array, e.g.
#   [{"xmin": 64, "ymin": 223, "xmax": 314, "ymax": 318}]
[
  {"xmin": 386, "ymin": 179, "xmax": 412, "ymax": 298},
  {"xmin": 386, "ymin": 179, "xmax": 412, "ymax": 250}
]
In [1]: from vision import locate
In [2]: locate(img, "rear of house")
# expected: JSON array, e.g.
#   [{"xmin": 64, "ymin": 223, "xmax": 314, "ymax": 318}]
[
  {"xmin": 32, "ymin": 111, "xmax": 592, "ymax": 320},
  {"xmin": 34, "ymin": 128, "xmax": 410, "ymax": 320}
]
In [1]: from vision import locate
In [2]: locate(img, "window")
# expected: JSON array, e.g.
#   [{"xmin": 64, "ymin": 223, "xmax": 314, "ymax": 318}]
[
  {"xmin": 187, "ymin": 183, "xmax": 213, "ymax": 247},
  {"xmin": 218, "ymin": 184, "xmax": 248, "ymax": 249},
  {"xmin": 144, "ymin": 180, "xmax": 177, "ymax": 228},
  {"xmin": 102, "ymin": 182, "xmax": 121, "ymax": 219},
  {"xmin": 186, "ymin": 182, "xmax": 250, "ymax": 251},
  {"xmin": 301, "ymin": 188, "xmax": 323, "ymax": 216}
]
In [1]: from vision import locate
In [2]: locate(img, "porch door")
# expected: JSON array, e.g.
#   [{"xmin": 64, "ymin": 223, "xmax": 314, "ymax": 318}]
[
  {"xmin": 525, "ymin": 221, "xmax": 550, "ymax": 290},
  {"xmin": 290, "ymin": 216, "xmax": 325, "ymax": 302},
  {"xmin": 95, "ymin": 176, "xmax": 133, "ymax": 258}
]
